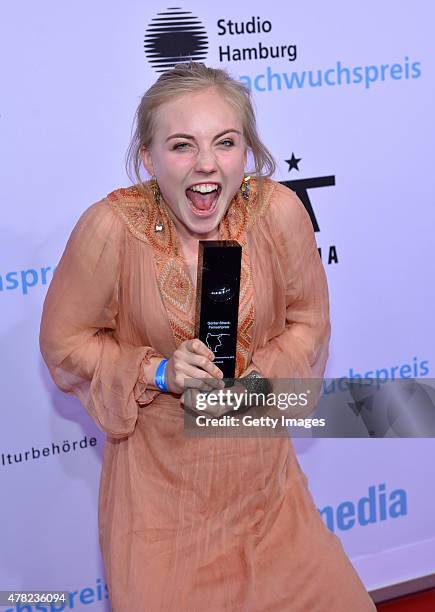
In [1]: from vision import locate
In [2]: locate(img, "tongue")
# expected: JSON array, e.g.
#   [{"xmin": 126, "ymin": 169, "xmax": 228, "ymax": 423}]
[{"xmin": 186, "ymin": 189, "xmax": 217, "ymax": 211}]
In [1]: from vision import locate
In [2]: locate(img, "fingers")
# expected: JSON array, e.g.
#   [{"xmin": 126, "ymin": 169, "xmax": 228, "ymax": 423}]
[
  {"xmin": 165, "ymin": 339, "xmax": 224, "ymax": 395},
  {"xmin": 184, "ymin": 352, "xmax": 223, "ymax": 379},
  {"xmin": 184, "ymin": 339, "xmax": 214, "ymax": 360},
  {"xmin": 175, "ymin": 339, "xmax": 223, "ymax": 379},
  {"xmin": 171, "ymin": 351, "xmax": 218, "ymax": 377}
]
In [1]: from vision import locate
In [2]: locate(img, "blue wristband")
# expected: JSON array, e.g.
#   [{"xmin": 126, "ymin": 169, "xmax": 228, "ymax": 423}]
[{"xmin": 155, "ymin": 358, "xmax": 169, "ymax": 392}]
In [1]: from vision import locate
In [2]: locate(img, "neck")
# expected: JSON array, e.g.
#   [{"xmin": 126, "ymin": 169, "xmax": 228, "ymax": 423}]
[{"xmin": 166, "ymin": 208, "xmax": 219, "ymax": 250}]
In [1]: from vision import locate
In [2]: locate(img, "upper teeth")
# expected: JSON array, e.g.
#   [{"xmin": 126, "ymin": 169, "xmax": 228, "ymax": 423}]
[{"xmin": 190, "ymin": 184, "xmax": 219, "ymax": 193}]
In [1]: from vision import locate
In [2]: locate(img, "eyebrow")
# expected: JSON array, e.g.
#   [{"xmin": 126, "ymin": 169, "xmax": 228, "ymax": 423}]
[{"xmin": 165, "ymin": 129, "xmax": 242, "ymax": 142}]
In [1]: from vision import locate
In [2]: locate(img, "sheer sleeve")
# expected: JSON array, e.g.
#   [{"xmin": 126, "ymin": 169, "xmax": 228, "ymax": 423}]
[
  {"xmin": 250, "ymin": 184, "xmax": 331, "ymax": 380},
  {"xmin": 39, "ymin": 200, "xmax": 161, "ymax": 438}
]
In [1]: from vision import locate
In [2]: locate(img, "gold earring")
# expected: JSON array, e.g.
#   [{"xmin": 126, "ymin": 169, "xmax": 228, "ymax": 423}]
[
  {"xmin": 150, "ymin": 177, "xmax": 164, "ymax": 233},
  {"xmin": 151, "ymin": 176, "xmax": 161, "ymax": 206},
  {"xmin": 240, "ymin": 175, "xmax": 251, "ymax": 201}
]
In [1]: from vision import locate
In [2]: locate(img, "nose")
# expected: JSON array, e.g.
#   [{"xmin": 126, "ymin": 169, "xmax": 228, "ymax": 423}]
[{"xmin": 194, "ymin": 147, "xmax": 217, "ymax": 174}]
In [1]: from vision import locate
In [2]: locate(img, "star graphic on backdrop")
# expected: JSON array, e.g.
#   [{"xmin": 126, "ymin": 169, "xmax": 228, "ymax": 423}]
[{"xmin": 285, "ymin": 153, "xmax": 301, "ymax": 172}]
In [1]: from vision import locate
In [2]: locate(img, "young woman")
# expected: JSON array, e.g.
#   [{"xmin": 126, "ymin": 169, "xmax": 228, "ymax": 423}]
[{"xmin": 40, "ymin": 62, "xmax": 375, "ymax": 611}]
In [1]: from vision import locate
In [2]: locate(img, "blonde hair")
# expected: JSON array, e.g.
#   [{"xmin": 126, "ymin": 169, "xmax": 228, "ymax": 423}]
[{"xmin": 125, "ymin": 62, "xmax": 276, "ymax": 192}]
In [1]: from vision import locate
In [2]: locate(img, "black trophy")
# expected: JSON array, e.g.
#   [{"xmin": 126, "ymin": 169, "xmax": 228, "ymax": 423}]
[{"xmin": 195, "ymin": 241, "xmax": 242, "ymax": 378}]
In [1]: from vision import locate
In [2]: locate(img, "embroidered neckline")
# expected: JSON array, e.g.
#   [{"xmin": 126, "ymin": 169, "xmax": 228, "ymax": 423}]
[{"xmin": 106, "ymin": 179, "xmax": 273, "ymax": 252}]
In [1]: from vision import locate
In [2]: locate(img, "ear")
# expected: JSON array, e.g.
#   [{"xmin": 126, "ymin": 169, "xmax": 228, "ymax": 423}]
[
  {"xmin": 140, "ymin": 147, "xmax": 154, "ymax": 176},
  {"xmin": 243, "ymin": 146, "xmax": 248, "ymax": 168}
]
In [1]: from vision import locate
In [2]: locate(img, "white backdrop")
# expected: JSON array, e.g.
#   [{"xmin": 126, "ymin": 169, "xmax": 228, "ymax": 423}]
[{"xmin": 1, "ymin": 1, "xmax": 434, "ymax": 609}]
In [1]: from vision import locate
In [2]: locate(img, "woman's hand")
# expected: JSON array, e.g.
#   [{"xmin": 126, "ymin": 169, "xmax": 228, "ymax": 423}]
[{"xmin": 165, "ymin": 339, "xmax": 224, "ymax": 395}]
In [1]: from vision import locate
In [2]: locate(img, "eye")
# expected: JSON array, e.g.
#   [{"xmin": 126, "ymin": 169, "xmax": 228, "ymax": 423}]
[
  {"xmin": 172, "ymin": 142, "xmax": 190, "ymax": 151},
  {"xmin": 219, "ymin": 139, "xmax": 234, "ymax": 147}
]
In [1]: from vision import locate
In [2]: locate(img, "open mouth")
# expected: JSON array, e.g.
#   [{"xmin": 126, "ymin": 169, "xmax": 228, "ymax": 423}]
[{"xmin": 185, "ymin": 183, "xmax": 222, "ymax": 217}]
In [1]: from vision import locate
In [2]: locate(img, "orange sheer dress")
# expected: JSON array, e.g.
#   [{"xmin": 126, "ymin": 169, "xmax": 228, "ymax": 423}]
[{"xmin": 40, "ymin": 179, "xmax": 375, "ymax": 611}]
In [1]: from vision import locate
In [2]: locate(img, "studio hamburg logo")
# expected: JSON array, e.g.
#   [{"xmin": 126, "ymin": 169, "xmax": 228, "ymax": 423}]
[
  {"xmin": 144, "ymin": 7, "xmax": 208, "ymax": 73},
  {"xmin": 281, "ymin": 155, "xmax": 338, "ymax": 265}
]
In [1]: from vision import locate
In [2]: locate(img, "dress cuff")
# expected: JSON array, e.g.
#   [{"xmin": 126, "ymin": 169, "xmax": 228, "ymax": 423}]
[{"xmin": 134, "ymin": 348, "xmax": 163, "ymax": 406}]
